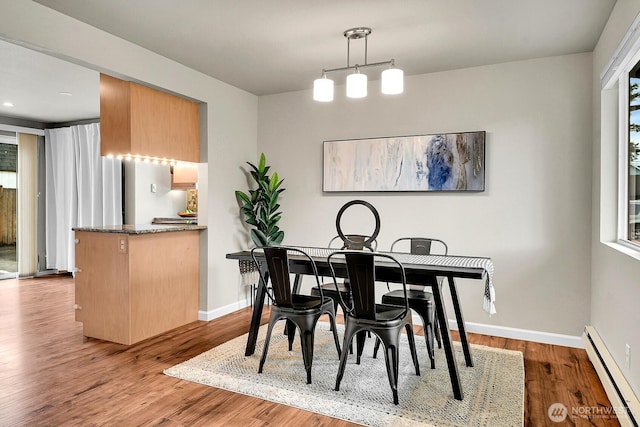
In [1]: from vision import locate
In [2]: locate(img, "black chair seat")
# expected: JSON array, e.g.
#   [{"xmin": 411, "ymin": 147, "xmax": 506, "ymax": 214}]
[
  {"xmin": 360, "ymin": 304, "xmax": 406, "ymax": 323},
  {"xmin": 290, "ymin": 294, "xmax": 325, "ymax": 310},
  {"xmin": 383, "ymin": 289, "xmax": 434, "ymax": 302}
]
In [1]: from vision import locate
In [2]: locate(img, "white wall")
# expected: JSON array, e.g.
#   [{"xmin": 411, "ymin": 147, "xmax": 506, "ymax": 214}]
[
  {"xmin": 592, "ymin": 0, "xmax": 640, "ymax": 398},
  {"xmin": 1, "ymin": 1, "xmax": 258, "ymax": 313},
  {"xmin": 124, "ymin": 162, "xmax": 187, "ymax": 224},
  {"xmin": 258, "ymin": 53, "xmax": 593, "ymax": 336}
]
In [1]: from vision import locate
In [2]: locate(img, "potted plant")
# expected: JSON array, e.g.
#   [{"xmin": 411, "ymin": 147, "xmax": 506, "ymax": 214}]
[{"xmin": 235, "ymin": 153, "xmax": 285, "ymax": 247}]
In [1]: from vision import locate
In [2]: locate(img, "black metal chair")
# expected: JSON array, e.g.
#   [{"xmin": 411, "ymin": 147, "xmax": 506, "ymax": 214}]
[
  {"xmin": 328, "ymin": 250, "xmax": 420, "ymax": 405},
  {"xmin": 251, "ymin": 246, "xmax": 341, "ymax": 384},
  {"xmin": 375, "ymin": 237, "xmax": 447, "ymax": 369},
  {"xmin": 310, "ymin": 234, "xmax": 377, "ymax": 317}
]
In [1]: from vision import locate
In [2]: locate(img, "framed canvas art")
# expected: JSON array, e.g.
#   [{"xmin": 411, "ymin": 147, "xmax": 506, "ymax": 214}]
[{"xmin": 323, "ymin": 131, "xmax": 486, "ymax": 192}]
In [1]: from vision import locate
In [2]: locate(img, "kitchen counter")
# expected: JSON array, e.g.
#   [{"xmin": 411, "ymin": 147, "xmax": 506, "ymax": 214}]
[
  {"xmin": 73, "ymin": 224, "xmax": 206, "ymax": 234},
  {"xmin": 74, "ymin": 225, "xmax": 202, "ymax": 345}
]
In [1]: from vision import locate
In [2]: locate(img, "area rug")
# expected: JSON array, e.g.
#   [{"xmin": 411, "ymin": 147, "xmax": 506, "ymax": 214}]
[{"xmin": 164, "ymin": 323, "xmax": 524, "ymax": 426}]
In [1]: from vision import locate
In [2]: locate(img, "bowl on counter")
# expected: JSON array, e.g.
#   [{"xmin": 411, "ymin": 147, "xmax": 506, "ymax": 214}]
[{"xmin": 178, "ymin": 211, "xmax": 198, "ymax": 218}]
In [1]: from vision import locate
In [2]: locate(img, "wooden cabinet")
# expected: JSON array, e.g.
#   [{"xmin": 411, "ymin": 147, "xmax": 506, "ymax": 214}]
[
  {"xmin": 100, "ymin": 74, "xmax": 200, "ymax": 163},
  {"xmin": 171, "ymin": 163, "xmax": 198, "ymax": 190},
  {"xmin": 74, "ymin": 230, "xmax": 200, "ymax": 345}
]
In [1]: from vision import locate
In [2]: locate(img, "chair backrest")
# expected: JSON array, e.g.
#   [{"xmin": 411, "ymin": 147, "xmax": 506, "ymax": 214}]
[
  {"xmin": 251, "ymin": 246, "xmax": 322, "ymax": 307},
  {"xmin": 328, "ymin": 251, "xmax": 408, "ymax": 320},
  {"xmin": 390, "ymin": 237, "xmax": 448, "ymax": 255},
  {"xmin": 328, "ymin": 234, "xmax": 377, "ymax": 251}
]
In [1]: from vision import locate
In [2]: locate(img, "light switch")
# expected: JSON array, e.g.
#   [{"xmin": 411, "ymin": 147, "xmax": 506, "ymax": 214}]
[
  {"xmin": 151, "ymin": 183, "xmax": 157, "ymax": 193},
  {"xmin": 119, "ymin": 238, "xmax": 127, "ymax": 253}
]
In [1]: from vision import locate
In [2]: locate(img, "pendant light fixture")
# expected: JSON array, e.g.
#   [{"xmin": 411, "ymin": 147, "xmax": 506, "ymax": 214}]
[
  {"xmin": 381, "ymin": 64, "xmax": 404, "ymax": 95},
  {"xmin": 313, "ymin": 27, "xmax": 403, "ymax": 102},
  {"xmin": 346, "ymin": 66, "xmax": 367, "ymax": 98},
  {"xmin": 313, "ymin": 71, "xmax": 334, "ymax": 102}
]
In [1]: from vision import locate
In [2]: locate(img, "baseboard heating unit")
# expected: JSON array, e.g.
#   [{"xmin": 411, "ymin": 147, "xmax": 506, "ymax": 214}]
[{"xmin": 583, "ymin": 326, "xmax": 639, "ymax": 427}]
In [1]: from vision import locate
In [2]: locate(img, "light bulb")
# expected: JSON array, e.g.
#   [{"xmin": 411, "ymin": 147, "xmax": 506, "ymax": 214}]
[
  {"xmin": 313, "ymin": 75, "xmax": 334, "ymax": 102},
  {"xmin": 381, "ymin": 68, "xmax": 404, "ymax": 95},
  {"xmin": 346, "ymin": 70, "xmax": 367, "ymax": 98}
]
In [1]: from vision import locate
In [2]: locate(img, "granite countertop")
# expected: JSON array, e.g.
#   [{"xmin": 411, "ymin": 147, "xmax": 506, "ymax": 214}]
[{"xmin": 72, "ymin": 224, "xmax": 207, "ymax": 235}]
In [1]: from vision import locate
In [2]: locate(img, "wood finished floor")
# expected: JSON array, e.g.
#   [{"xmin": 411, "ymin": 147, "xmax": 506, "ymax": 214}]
[{"xmin": 0, "ymin": 275, "xmax": 619, "ymax": 426}]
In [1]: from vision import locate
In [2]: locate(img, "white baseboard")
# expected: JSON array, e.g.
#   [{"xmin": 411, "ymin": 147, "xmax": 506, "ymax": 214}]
[
  {"xmin": 409, "ymin": 314, "xmax": 583, "ymax": 348},
  {"xmin": 450, "ymin": 319, "xmax": 584, "ymax": 348},
  {"xmin": 199, "ymin": 298, "xmax": 251, "ymax": 321},
  {"xmin": 583, "ymin": 326, "xmax": 639, "ymax": 427}
]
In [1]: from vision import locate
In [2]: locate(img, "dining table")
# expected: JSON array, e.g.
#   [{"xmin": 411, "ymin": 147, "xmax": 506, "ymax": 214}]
[{"xmin": 226, "ymin": 246, "xmax": 495, "ymax": 401}]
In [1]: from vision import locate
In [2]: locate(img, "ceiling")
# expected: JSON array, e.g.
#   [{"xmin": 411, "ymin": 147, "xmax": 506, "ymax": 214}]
[
  {"xmin": 0, "ymin": 39, "xmax": 99, "ymax": 123},
  {"xmin": 1, "ymin": 0, "xmax": 616, "ymax": 123}
]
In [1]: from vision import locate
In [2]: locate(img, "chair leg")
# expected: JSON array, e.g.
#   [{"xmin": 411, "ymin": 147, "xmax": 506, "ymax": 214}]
[
  {"xmin": 382, "ymin": 338, "xmax": 400, "ymax": 405},
  {"xmin": 356, "ymin": 330, "xmax": 367, "ymax": 365},
  {"xmin": 434, "ymin": 316, "xmax": 442, "ymax": 348},
  {"xmin": 335, "ymin": 324, "xmax": 357, "ymax": 392},
  {"xmin": 286, "ymin": 320, "xmax": 296, "ymax": 351},
  {"xmin": 325, "ymin": 309, "xmax": 342, "ymax": 357},
  {"xmin": 417, "ymin": 303, "xmax": 436, "ymax": 369},
  {"xmin": 258, "ymin": 314, "xmax": 278, "ymax": 374},
  {"xmin": 327, "ymin": 296, "xmax": 339, "ymax": 332},
  {"xmin": 410, "ymin": 301, "xmax": 436, "ymax": 368},
  {"xmin": 299, "ymin": 325, "xmax": 316, "ymax": 384},
  {"xmin": 373, "ymin": 337, "xmax": 381, "ymax": 359},
  {"xmin": 337, "ymin": 299, "xmax": 355, "ymax": 355},
  {"xmin": 315, "ymin": 293, "xmax": 352, "ymax": 354},
  {"xmin": 405, "ymin": 323, "xmax": 421, "ymax": 376},
  {"xmin": 424, "ymin": 321, "xmax": 436, "ymax": 369}
]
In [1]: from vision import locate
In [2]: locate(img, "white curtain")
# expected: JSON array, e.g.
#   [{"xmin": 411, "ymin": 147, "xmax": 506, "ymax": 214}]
[{"xmin": 45, "ymin": 123, "xmax": 122, "ymax": 272}]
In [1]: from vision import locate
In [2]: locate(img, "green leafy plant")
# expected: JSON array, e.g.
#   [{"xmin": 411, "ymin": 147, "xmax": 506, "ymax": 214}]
[{"xmin": 235, "ymin": 153, "xmax": 285, "ymax": 247}]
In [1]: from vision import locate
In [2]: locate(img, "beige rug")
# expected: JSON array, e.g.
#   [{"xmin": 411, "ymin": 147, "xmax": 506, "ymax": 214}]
[{"xmin": 164, "ymin": 323, "xmax": 524, "ymax": 426}]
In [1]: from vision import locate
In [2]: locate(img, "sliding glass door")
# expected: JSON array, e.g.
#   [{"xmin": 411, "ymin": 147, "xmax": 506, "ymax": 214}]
[{"xmin": 0, "ymin": 134, "xmax": 18, "ymax": 279}]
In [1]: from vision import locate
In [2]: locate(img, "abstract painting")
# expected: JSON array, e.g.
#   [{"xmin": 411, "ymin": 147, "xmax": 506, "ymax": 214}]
[{"xmin": 323, "ymin": 131, "xmax": 485, "ymax": 192}]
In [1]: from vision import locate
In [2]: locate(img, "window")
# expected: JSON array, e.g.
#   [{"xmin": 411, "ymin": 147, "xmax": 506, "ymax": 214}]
[
  {"xmin": 601, "ymin": 14, "xmax": 640, "ymax": 251},
  {"xmin": 628, "ymin": 63, "xmax": 640, "ymax": 243}
]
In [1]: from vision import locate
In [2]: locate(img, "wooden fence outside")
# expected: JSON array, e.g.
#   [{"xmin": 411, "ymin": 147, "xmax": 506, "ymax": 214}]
[{"xmin": 0, "ymin": 186, "xmax": 17, "ymax": 245}]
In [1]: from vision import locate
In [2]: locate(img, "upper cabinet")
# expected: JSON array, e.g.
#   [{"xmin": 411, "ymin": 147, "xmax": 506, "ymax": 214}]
[
  {"xmin": 171, "ymin": 163, "xmax": 198, "ymax": 190},
  {"xmin": 100, "ymin": 74, "xmax": 200, "ymax": 163}
]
